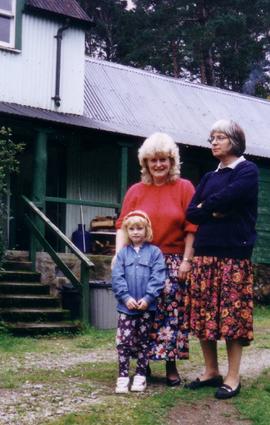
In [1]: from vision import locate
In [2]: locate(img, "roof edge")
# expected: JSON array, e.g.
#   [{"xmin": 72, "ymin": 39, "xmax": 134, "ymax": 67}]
[{"xmin": 24, "ymin": 1, "xmax": 94, "ymax": 28}]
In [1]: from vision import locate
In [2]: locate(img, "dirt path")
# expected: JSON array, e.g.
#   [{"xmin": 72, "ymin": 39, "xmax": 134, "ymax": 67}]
[
  {"xmin": 167, "ymin": 348, "xmax": 270, "ymax": 425},
  {"xmin": 0, "ymin": 347, "xmax": 269, "ymax": 425},
  {"xmin": 167, "ymin": 399, "xmax": 251, "ymax": 425}
]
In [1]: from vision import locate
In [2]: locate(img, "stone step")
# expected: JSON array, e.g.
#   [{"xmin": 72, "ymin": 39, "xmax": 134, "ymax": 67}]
[
  {"xmin": 0, "ymin": 271, "xmax": 41, "ymax": 282},
  {"xmin": 6, "ymin": 321, "xmax": 80, "ymax": 336},
  {"xmin": 0, "ymin": 282, "xmax": 50, "ymax": 295},
  {"xmin": 2, "ymin": 260, "xmax": 33, "ymax": 271},
  {"xmin": 0, "ymin": 252, "xmax": 83, "ymax": 336},
  {"xmin": 0, "ymin": 295, "xmax": 60, "ymax": 308},
  {"xmin": 0, "ymin": 308, "xmax": 70, "ymax": 322}
]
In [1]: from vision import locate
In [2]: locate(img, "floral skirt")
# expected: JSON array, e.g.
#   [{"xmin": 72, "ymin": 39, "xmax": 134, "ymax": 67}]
[
  {"xmin": 149, "ymin": 254, "xmax": 190, "ymax": 361},
  {"xmin": 188, "ymin": 256, "xmax": 254, "ymax": 343}
]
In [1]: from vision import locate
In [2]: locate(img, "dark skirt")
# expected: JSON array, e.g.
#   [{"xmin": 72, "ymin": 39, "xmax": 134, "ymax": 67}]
[
  {"xmin": 149, "ymin": 254, "xmax": 190, "ymax": 361},
  {"xmin": 188, "ymin": 256, "xmax": 254, "ymax": 343}
]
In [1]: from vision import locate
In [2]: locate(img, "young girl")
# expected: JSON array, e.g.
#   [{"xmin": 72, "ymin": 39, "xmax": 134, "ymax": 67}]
[{"xmin": 112, "ymin": 210, "xmax": 166, "ymax": 393}]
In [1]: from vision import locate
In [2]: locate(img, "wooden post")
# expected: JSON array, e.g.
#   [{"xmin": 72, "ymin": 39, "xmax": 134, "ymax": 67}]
[
  {"xmin": 30, "ymin": 130, "xmax": 48, "ymax": 268},
  {"xmin": 81, "ymin": 262, "xmax": 90, "ymax": 325},
  {"xmin": 118, "ymin": 142, "xmax": 131, "ymax": 205}
]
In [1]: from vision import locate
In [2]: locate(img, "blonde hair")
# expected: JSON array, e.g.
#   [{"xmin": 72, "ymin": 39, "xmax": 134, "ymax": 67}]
[
  {"xmin": 138, "ymin": 132, "xmax": 181, "ymax": 184},
  {"xmin": 121, "ymin": 210, "xmax": 153, "ymax": 244}
]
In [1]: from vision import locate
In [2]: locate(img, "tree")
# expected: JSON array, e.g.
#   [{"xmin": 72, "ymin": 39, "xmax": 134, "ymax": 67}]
[
  {"xmin": 126, "ymin": 0, "xmax": 270, "ymax": 95},
  {"xmin": 80, "ymin": 0, "xmax": 270, "ymax": 96},
  {"xmin": 79, "ymin": 0, "xmax": 129, "ymax": 60}
]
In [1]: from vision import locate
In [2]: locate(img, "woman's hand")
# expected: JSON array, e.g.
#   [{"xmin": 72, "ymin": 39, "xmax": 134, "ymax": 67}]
[
  {"xmin": 126, "ymin": 297, "xmax": 139, "ymax": 310},
  {"xmin": 212, "ymin": 211, "xmax": 225, "ymax": 218},
  {"xmin": 178, "ymin": 260, "xmax": 192, "ymax": 281},
  {"xmin": 137, "ymin": 299, "xmax": 148, "ymax": 311}
]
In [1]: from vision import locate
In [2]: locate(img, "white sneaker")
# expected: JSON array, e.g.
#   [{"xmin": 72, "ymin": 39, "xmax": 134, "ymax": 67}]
[
  {"xmin": 131, "ymin": 375, "xmax": 147, "ymax": 392},
  {"xmin": 115, "ymin": 377, "xmax": 130, "ymax": 394}
]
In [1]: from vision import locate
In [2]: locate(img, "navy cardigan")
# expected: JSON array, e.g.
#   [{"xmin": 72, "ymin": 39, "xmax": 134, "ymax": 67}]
[{"xmin": 186, "ymin": 160, "xmax": 258, "ymax": 259}]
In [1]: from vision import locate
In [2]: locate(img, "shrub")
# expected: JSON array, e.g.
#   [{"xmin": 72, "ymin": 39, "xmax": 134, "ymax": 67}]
[{"xmin": 0, "ymin": 127, "xmax": 24, "ymax": 267}]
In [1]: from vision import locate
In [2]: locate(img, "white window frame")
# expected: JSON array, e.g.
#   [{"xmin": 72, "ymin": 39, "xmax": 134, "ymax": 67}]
[{"xmin": 0, "ymin": 0, "xmax": 16, "ymax": 48}]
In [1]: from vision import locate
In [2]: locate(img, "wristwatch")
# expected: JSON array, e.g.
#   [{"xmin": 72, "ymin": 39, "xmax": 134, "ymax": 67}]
[{"xmin": 183, "ymin": 257, "xmax": 192, "ymax": 263}]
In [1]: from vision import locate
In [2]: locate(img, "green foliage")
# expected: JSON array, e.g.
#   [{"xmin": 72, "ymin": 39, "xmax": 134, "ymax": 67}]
[
  {"xmin": 79, "ymin": 0, "xmax": 130, "ymax": 60},
  {"xmin": 80, "ymin": 0, "xmax": 270, "ymax": 97},
  {"xmin": 0, "ymin": 127, "xmax": 24, "ymax": 266}
]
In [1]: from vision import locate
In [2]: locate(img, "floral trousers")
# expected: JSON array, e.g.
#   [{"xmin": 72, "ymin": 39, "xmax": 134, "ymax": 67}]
[{"xmin": 116, "ymin": 311, "xmax": 154, "ymax": 377}]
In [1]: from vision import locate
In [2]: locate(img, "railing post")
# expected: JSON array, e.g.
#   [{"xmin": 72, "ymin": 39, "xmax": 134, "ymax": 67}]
[
  {"xmin": 118, "ymin": 142, "xmax": 132, "ymax": 204},
  {"xmin": 80, "ymin": 262, "xmax": 90, "ymax": 325},
  {"xmin": 29, "ymin": 221, "xmax": 37, "ymax": 271}
]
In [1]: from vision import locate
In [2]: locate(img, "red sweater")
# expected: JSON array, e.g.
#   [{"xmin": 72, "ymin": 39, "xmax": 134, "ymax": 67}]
[{"xmin": 116, "ymin": 179, "xmax": 197, "ymax": 254}]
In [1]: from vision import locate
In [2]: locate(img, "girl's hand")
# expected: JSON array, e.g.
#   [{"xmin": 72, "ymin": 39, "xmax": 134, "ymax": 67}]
[
  {"xmin": 137, "ymin": 299, "xmax": 148, "ymax": 310},
  {"xmin": 126, "ymin": 297, "xmax": 139, "ymax": 310},
  {"xmin": 178, "ymin": 260, "xmax": 191, "ymax": 281}
]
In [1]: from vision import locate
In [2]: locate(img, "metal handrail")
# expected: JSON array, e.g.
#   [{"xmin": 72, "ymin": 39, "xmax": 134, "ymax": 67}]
[{"xmin": 22, "ymin": 195, "xmax": 94, "ymax": 324}]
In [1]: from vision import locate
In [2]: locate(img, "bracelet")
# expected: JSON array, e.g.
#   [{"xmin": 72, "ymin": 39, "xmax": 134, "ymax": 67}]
[{"xmin": 183, "ymin": 257, "xmax": 192, "ymax": 263}]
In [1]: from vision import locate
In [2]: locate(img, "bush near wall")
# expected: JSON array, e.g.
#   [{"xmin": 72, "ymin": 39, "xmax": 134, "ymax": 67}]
[{"xmin": 0, "ymin": 127, "xmax": 24, "ymax": 267}]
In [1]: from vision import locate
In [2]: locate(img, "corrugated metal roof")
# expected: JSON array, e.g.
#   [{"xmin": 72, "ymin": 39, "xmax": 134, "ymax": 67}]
[
  {"xmin": 25, "ymin": 0, "xmax": 93, "ymax": 24},
  {"xmin": 1, "ymin": 58, "xmax": 270, "ymax": 159},
  {"xmin": 84, "ymin": 58, "xmax": 270, "ymax": 158},
  {"xmin": 0, "ymin": 101, "xmax": 115, "ymax": 132}
]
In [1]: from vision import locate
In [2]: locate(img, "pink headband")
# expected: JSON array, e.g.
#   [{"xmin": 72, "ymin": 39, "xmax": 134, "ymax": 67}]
[{"xmin": 124, "ymin": 211, "xmax": 150, "ymax": 223}]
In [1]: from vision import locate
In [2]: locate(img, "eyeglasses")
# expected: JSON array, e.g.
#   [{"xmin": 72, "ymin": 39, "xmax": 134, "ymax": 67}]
[{"xmin": 208, "ymin": 135, "xmax": 229, "ymax": 144}]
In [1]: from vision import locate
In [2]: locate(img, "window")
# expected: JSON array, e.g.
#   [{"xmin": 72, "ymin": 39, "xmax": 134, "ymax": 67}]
[{"xmin": 0, "ymin": 0, "xmax": 16, "ymax": 48}]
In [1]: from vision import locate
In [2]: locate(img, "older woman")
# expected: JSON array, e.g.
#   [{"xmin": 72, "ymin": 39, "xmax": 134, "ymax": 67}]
[
  {"xmin": 114, "ymin": 132, "xmax": 197, "ymax": 385},
  {"xmin": 186, "ymin": 119, "xmax": 258, "ymax": 399}
]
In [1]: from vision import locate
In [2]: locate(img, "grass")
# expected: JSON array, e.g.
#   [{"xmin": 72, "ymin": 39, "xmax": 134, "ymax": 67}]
[
  {"xmin": 0, "ymin": 326, "xmax": 115, "ymax": 354},
  {"xmin": 234, "ymin": 369, "xmax": 270, "ymax": 425},
  {"xmin": 253, "ymin": 305, "xmax": 270, "ymax": 349},
  {"xmin": 48, "ymin": 385, "xmax": 215, "ymax": 425},
  {"xmin": 0, "ymin": 306, "xmax": 269, "ymax": 424}
]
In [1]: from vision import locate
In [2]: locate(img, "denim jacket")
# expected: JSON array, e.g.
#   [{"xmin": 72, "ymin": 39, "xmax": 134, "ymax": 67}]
[{"xmin": 112, "ymin": 242, "xmax": 166, "ymax": 315}]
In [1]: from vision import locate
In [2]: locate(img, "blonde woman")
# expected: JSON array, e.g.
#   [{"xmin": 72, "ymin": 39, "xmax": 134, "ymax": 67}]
[{"xmin": 114, "ymin": 133, "xmax": 197, "ymax": 386}]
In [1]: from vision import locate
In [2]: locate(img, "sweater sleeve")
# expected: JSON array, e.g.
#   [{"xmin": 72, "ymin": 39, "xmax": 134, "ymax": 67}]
[
  {"xmin": 143, "ymin": 247, "xmax": 166, "ymax": 305},
  {"xmin": 111, "ymin": 250, "xmax": 131, "ymax": 303},
  {"xmin": 186, "ymin": 174, "xmax": 212, "ymax": 224},
  {"xmin": 186, "ymin": 162, "xmax": 259, "ymax": 225},
  {"xmin": 202, "ymin": 162, "xmax": 258, "ymax": 213}
]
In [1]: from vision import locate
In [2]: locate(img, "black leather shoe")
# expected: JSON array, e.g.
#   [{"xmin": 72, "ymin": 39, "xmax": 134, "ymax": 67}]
[
  {"xmin": 184, "ymin": 375, "xmax": 223, "ymax": 390},
  {"xmin": 215, "ymin": 383, "xmax": 241, "ymax": 399},
  {"xmin": 146, "ymin": 364, "xmax": 151, "ymax": 377},
  {"xmin": 166, "ymin": 376, "xmax": 181, "ymax": 387}
]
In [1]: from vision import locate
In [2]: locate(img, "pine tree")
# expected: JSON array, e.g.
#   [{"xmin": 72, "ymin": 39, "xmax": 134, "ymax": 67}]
[
  {"xmin": 79, "ymin": 0, "xmax": 129, "ymax": 60},
  {"xmin": 79, "ymin": 0, "xmax": 270, "ymax": 96}
]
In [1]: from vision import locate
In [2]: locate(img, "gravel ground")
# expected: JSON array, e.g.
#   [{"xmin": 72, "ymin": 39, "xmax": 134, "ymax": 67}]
[{"xmin": 0, "ymin": 347, "xmax": 269, "ymax": 425}]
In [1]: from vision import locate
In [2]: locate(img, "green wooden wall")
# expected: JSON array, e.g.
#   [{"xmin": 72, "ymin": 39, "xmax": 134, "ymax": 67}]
[{"xmin": 252, "ymin": 166, "xmax": 270, "ymax": 264}]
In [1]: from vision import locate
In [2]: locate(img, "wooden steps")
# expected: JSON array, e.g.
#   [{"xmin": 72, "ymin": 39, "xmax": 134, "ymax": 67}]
[{"xmin": 0, "ymin": 260, "xmax": 81, "ymax": 335}]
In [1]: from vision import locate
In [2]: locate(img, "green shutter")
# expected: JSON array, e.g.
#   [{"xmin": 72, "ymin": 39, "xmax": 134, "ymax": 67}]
[{"xmin": 15, "ymin": 0, "xmax": 25, "ymax": 50}]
